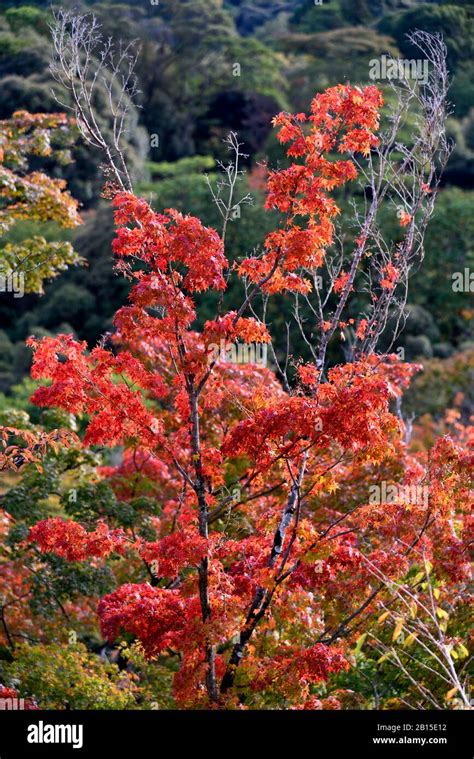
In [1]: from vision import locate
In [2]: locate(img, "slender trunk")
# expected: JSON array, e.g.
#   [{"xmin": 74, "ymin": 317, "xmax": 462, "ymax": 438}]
[
  {"xmin": 189, "ymin": 390, "xmax": 219, "ymax": 703},
  {"xmin": 221, "ymin": 459, "xmax": 307, "ymax": 694}
]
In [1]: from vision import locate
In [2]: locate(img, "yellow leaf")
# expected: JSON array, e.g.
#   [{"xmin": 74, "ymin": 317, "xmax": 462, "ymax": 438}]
[
  {"xmin": 392, "ymin": 618, "xmax": 404, "ymax": 642},
  {"xmin": 410, "ymin": 602, "xmax": 417, "ymax": 619},
  {"xmin": 457, "ymin": 643, "xmax": 469, "ymax": 659},
  {"xmin": 412, "ymin": 571, "xmax": 425, "ymax": 585},
  {"xmin": 403, "ymin": 632, "xmax": 418, "ymax": 647},
  {"xmin": 436, "ymin": 607, "xmax": 449, "ymax": 620},
  {"xmin": 354, "ymin": 633, "xmax": 367, "ymax": 654},
  {"xmin": 446, "ymin": 687, "xmax": 458, "ymax": 701},
  {"xmin": 378, "ymin": 611, "xmax": 390, "ymax": 624},
  {"xmin": 433, "ymin": 588, "xmax": 440, "ymax": 600}
]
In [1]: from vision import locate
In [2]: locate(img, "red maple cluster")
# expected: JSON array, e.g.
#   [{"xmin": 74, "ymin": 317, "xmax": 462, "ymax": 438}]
[{"xmin": 16, "ymin": 85, "xmax": 472, "ymax": 708}]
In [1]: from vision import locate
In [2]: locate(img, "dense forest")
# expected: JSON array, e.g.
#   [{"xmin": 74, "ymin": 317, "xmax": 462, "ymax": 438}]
[{"xmin": 0, "ymin": 0, "xmax": 472, "ymax": 715}]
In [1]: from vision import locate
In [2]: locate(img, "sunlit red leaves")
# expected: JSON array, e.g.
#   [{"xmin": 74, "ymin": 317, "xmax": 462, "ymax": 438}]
[
  {"xmin": 237, "ymin": 256, "xmax": 312, "ymax": 295},
  {"xmin": 355, "ymin": 318, "xmax": 369, "ymax": 341},
  {"xmin": 239, "ymin": 85, "xmax": 383, "ymax": 295},
  {"xmin": 112, "ymin": 193, "xmax": 227, "ymax": 293},
  {"xmin": 27, "ymin": 334, "xmax": 165, "ymax": 449},
  {"xmin": 223, "ymin": 358, "xmax": 406, "ymax": 469},
  {"xmin": 288, "ymin": 534, "xmax": 363, "ymax": 593},
  {"xmin": 297, "ymin": 363, "xmax": 320, "ymax": 387},
  {"xmin": 380, "ymin": 263, "xmax": 399, "ymax": 290},
  {"xmin": 334, "ymin": 270, "xmax": 351, "ymax": 295},
  {"xmin": 204, "ymin": 312, "xmax": 271, "ymax": 348},
  {"xmin": 244, "ymin": 643, "xmax": 349, "ymax": 702},
  {"xmin": 98, "ymin": 583, "xmax": 186, "ymax": 657},
  {"xmin": 137, "ymin": 530, "xmax": 208, "ymax": 579},
  {"xmin": 272, "ymin": 110, "xmax": 307, "ymax": 151},
  {"xmin": 429, "ymin": 436, "xmax": 473, "ymax": 519},
  {"xmin": 132, "ymin": 273, "xmax": 197, "ymax": 328},
  {"xmin": 399, "ymin": 210, "xmax": 412, "ymax": 227},
  {"xmin": 221, "ymin": 535, "xmax": 273, "ymax": 600},
  {"xmin": 295, "ymin": 643, "xmax": 349, "ymax": 683},
  {"xmin": 29, "ymin": 518, "xmax": 126, "ymax": 562},
  {"xmin": 265, "ymin": 225, "xmax": 331, "ymax": 271}
]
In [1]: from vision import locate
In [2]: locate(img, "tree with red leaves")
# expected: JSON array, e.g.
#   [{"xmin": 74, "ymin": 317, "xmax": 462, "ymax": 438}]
[{"xmin": 2, "ymin": 33, "xmax": 470, "ymax": 710}]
